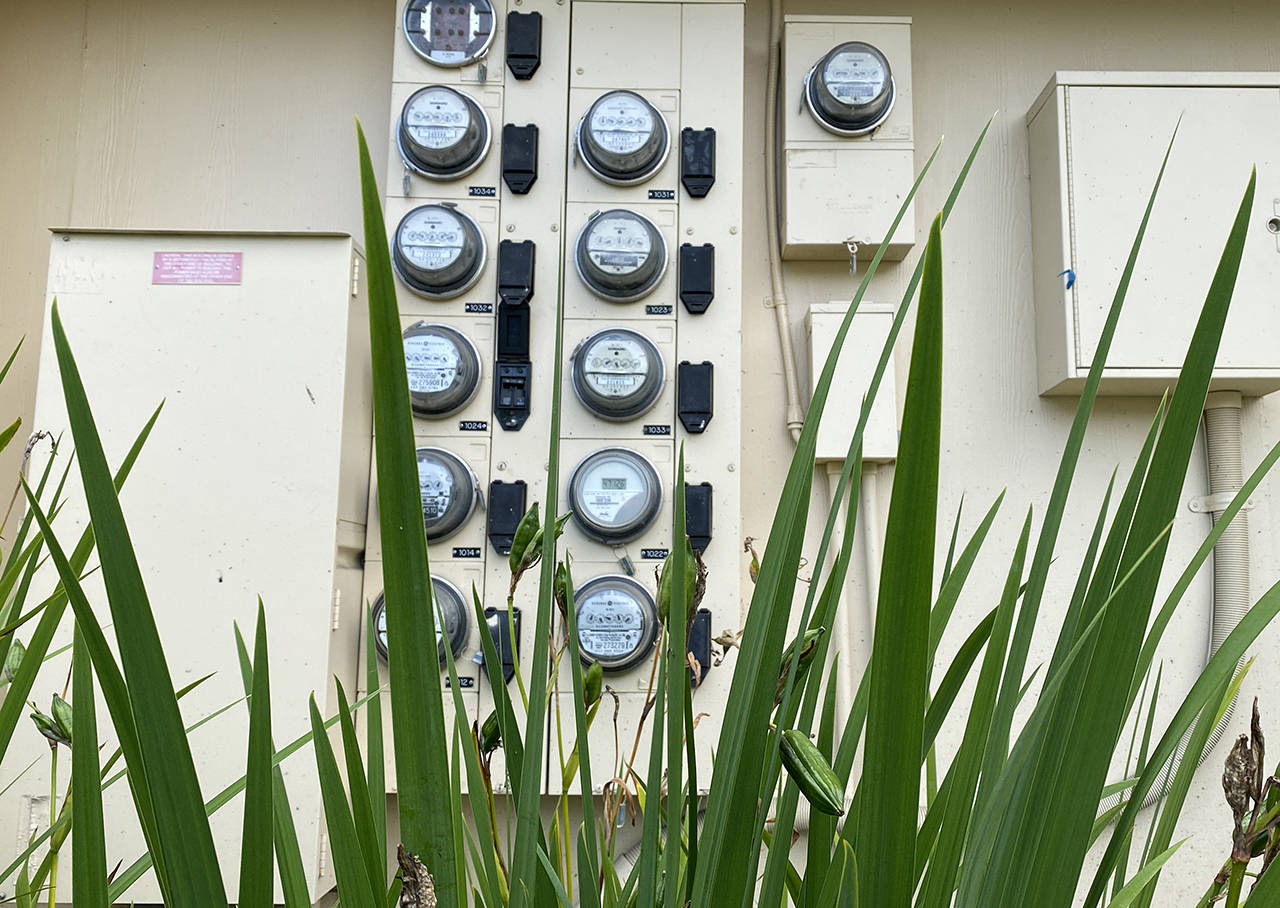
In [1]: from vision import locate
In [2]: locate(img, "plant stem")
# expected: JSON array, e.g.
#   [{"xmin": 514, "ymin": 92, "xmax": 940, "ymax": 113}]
[
  {"xmin": 47, "ymin": 746, "xmax": 57, "ymax": 908},
  {"xmin": 1225, "ymin": 859, "xmax": 1246, "ymax": 907}
]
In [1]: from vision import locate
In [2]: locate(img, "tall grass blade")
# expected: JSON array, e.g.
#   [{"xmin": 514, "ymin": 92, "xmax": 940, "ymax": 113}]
[
  {"xmin": 365, "ymin": 606, "xmax": 387, "ymax": 865},
  {"xmin": 334, "ymin": 679, "xmax": 386, "ymax": 903},
  {"xmin": 1104, "ymin": 839, "xmax": 1188, "ymax": 908},
  {"xmin": 70, "ymin": 624, "xmax": 107, "ymax": 908},
  {"xmin": 635, "ymin": 653, "xmax": 667, "ymax": 908},
  {"xmin": 559, "ymin": 555, "xmax": 601, "ymax": 908},
  {"xmin": 0, "ymin": 419, "xmax": 19, "ymax": 456},
  {"xmin": 238, "ymin": 602, "xmax": 275, "ymax": 907},
  {"xmin": 663, "ymin": 450, "xmax": 690, "ymax": 908},
  {"xmin": 309, "ymin": 695, "xmax": 377, "ymax": 908},
  {"xmin": 355, "ymin": 121, "xmax": 458, "ymax": 898}
]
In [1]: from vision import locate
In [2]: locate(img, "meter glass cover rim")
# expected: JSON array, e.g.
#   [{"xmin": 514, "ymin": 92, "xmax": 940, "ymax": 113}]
[
  {"xmin": 572, "ymin": 210, "xmax": 668, "ymax": 303},
  {"xmin": 401, "ymin": 0, "xmax": 496, "ymax": 68},
  {"xmin": 569, "ymin": 327, "xmax": 666, "ymax": 421},
  {"xmin": 415, "ymin": 444, "xmax": 481, "ymax": 542},
  {"xmin": 370, "ymin": 575, "xmax": 470, "ymax": 665},
  {"xmin": 397, "ymin": 85, "xmax": 493, "ymax": 180},
  {"xmin": 573, "ymin": 573, "xmax": 659, "ymax": 672},
  {"xmin": 573, "ymin": 92, "xmax": 671, "ymax": 186},
  {"xmin": 404, "ymin": 321, "xmax": 484, "ymax": 417},
  {"xmin": 802, "ymin": 67, "xmax": 896, "ymax": 138},
  {"xmin": 392, "ymin": 204, "xmax": 488, "ymax": 300},
  {"xmin": 567, "ymin": 446, "xmax": 663, "ymax": 543}
]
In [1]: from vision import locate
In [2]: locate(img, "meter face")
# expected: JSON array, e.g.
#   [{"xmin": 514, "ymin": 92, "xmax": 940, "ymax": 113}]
[
  {"xmin": 576, "ymin": 90, "xmax": 669, "ymax": 184},
  {"xmin": 404, "ymin": 322, "xmax": 482, "ymax": 417},
  {"xmin": 575, "ymin": 575, "xmax": 658, "ymax": 671},
  {"xmin": 370, "ymin": 577, "xmax": 469, "ymax": 665},
  {"xmin": 393, "ymin": 204, "xmax": 486, "ymax": 298},
  {"xmin": 571, "ymin": 328, "xmax": 663, "ymax": 420},
  {"xmin": 823, "ymin": 49, "xmax": 888, "ymax": 105},
  {"xmin": 568, "ymin": 448, "xmax": 662, "ymax": 542},
  {"xmin": 402, "ymin": 0, "xmax": 496, "ymax": 68},
  {"xmin": 574, "ymin": 210, "xmax": 666, "ymax": 301},
  {"xmin": 416, "ymin": 447, "xmax": 479, "ymax": 541},
  {"xmin": 398, "ymin": 86, "xmax": 490, "ymax": 179},
  {"xmin": 804, "ymin": 41, "xmax": 895, "ymax": 136}
]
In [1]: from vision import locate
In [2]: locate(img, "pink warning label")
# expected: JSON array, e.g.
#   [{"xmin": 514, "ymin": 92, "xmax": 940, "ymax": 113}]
[{"xmin": 152, "ymin": 251, "xmax": 243, "ymax": 285}]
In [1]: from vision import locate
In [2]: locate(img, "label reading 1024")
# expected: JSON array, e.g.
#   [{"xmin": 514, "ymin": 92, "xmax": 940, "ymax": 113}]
[
  {"xmin": 452, "ymin": 547, "xmax": 482, "ymax": 558},
  {"xmin": 641, "ymin": 548, "xmax": 670, "ymax": 560},
  {"xmin": 459, "ymin": 420, "xmax": 489, "ymax": 431},
  {"xmin": 469, "ymin": 186, "xmax": 498, "ymax": 197},
  {"xmin": 643, "ymin": 424, "xmax": 671, "ymax": 436}
]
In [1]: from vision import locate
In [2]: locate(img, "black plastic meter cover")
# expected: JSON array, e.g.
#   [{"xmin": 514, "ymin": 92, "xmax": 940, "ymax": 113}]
[
  {"xmin": 680, "ymin": 127, "xmax": 716, "ymax": 198},
  {"xmin": 487, "ymin": 480, "xmax": 528, "ymax": 555},
  {"xmin": 505, "ymin": 11, "xmax": 542, "ymax": 80},
  {"xmin": 679, "ymin": 243, "xmax": 715, "ymax": 314},
  {"xmin": 502, "ymin": 123, "xmax": 539, "ymax": 194},
  {"xmin": 677, "ymin": 361, "xmax": 714, "ymax": 434}
]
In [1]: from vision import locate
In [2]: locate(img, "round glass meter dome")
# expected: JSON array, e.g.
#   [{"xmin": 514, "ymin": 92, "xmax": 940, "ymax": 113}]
[
  {"xmin": 392, "ymin": 204, "xmax": 487, "ymax": 299},
  {"xmin": 575, "ymin": 90, "xmax": 670, "ymax": 185},
  {"xmin": 416, "ymin": 446, "xmax": 480, "ymax": 541},
  {"xmin": 403, "ymin": 322, "xmax": 483, "ymax": 418},
  {"xmin": 370, "ymin": 576, "xmax": 470, "ymax": 666},
  {"xmin": 574, "ymin": 574, "xmax": 659, "ymax": 672},
  {"xmin": 803, "ymin": 41, "xmax": 895, "ymax": 137},
  {"xmin": 398, "ymin": 85, "xmax": 491, "ymax": 179},
  {"xmin": 567, "ymin": 447, "xmax": 663, "ymax": 543},
  {"xmin": 574, "ymin": 209, "xmax": 667, "ymax": 302},
  {"xmin": 570, "ymin": 327, "xmax": 664, "ymax": 420}
]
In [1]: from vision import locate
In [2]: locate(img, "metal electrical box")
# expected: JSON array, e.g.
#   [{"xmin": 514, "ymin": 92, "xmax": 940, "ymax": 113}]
[
  {"xmin": 1027, "ymin": 72, "xmax": 1280, "ymax": 396},
  {"xmin": 25, "ymin": 231, "xmax": 372, "ymax": 903},
  {"xmin": 806, "ymin": 302, "xmax": 899, "ymax": 463},
  {"xmin": 780, "ymin": 15, "xmax": 914, "ymax": 261}
]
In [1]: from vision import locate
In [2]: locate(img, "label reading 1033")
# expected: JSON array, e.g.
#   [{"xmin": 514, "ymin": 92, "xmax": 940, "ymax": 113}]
[
  {"xmin": 648, "ymin": 189, "xmax": 676, "ymax": 200},
  {"xmin": 459, "ymin": 420, "xmax": 489, "ymax": 431},
  {"xmin": 643, "ymin": 424, "xmax": 671, "ymax": 436},
  {"xmin": 469, "ymin": 186, "xmax": 498, "ymax": 197},
  {"xmin": 465, "ymin": 303, "xmax": 494, "ymax": 313},
  {"xmin": 452, "ymin": 547, "xmax": 483, "ymax": 558},
  {"xmin": 646, "ymin": 305, "xmax": 673, "ymax": 315},
  {"xmin": 641, "ymin": 548, "xmax": 670, "ymax": 560}
]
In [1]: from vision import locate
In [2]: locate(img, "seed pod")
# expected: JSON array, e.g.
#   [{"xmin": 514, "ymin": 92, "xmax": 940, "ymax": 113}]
[
  {"xmin": 779, "ymin": 728, "xmax": 844, "ymax": 816},
  {"xmin": 508, "ymin": 503, "xmax": 541, "ymax": 575},
  {"xmin": 51, "ymin": 695, "xmax": 74, "ymax": 746},
  {"xmin": 657, "ymin": 534, "xmax": 697, "ymax": 625},
  {"xmin": 479, "ymin": 710, "xmax": 501, "ymax": 755},
  {"xmin": 30, "ymin": 706, "xmax": 69, "ymax": 748},
  {"xmin": 583, "ymin": 661, "xmax": 603, "ymax": 709},
  {"xmin": 774, "ymin": 627, "xmax": 825, "ymax": 708},
  {"xmin": 554, "ymin": 560, "xmax": 571, "ymax": 618},
  {"xmin": 3, "ymin": 640, "xmax": 25, "ymax": 684}
]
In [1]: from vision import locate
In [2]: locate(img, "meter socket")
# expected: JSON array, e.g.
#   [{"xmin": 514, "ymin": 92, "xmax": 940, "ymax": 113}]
[
  {"xmin": 416, "ymin": 446, "xmax": 480, "ymax": 541},
  {"xmin": 570, "ymin": 327, "xmax": 664, "ymax": 421},
  {"xmin": 804, "ymin": 41, "xmax": 895, "ymax": 137},
  {"xmin": 403, "ymin": 322, "xmax": 483, "ymax": 418},
  {"xmin": 567, "ymin": 447, "xmax": 663, "ymax": 543},
  {"xmin": 370, "ymin": 576, "xmax": 470, "ymax": 666},
  {"xmin": 398, "ymin": 85, "xmax": 491, "ymax": 180},
  {"xmin": 402, "ymin": 0, "xmax": 496, "ymax": 68},
  {"xmin": 576, "ymin": 90, "xmax": 670, "ymax": 185},
  {"xmin": 574, "ymin": 209, "xmax": 667, "ymax": 302},
  {"xmin": 393, "ymin": 204, "xmax": 487, "ymax": 299}
]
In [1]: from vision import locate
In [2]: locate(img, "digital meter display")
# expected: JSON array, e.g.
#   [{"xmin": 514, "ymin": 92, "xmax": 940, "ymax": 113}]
[
  {"xmin": 575, "ymin": 574, "xmax": 659, "ymax": 671},
  {"xmin": 804, "ymin": 41, "xmax": 895, "ymax": 137},
  {"xmin": 570, "ymin": 327, "xmax": 664, "ymax": 420},
  {"xmin": 370, "ymin": 576, "xmax": 470, "ymax": 666},
  {"xmin": 403, "ymin": 322, "xmax": 482, "ymax": 417},
  {"xmin": 392, "ymin": 204, "xmax": 486, "ymax": 298},
  {"xmin": 416, "ymin": 446, "xmax": 479, "ymax": 541},
  {"xmin": 402, "ymin": 0, "xmax": 496, "ymax": 68},
  {"xmin": 398, "ymin": 85, "xmax": 491, "ymax": 179},
  {"xmin": 567, "ymin": 447, "xmax": 663, "ymax": 543},
  {"xmin": 576, "ymin": 90, "xmax": 669, "ymax": 185},
  {"xmin": 574, "ymin": 210, "xmax": 667, "ymax": 302}
]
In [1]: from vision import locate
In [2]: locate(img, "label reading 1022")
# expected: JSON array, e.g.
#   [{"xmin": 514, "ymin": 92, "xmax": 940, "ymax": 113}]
[
  {"xmin": 641, "ymin": 548, "xmax": 670, "ymax": 560},
  {"xmin": 459, "ymin": 420, "xmax": 489, "ymax": 431},
  {"xmin": 452, "ymin": 547, "xmax": 482, "ymax": 558},
  {"xmin": 648, "ymin": 189, "xmax": 676, "ymax": 200},
  {"xmin": 465, "ymin": 303, "xmax": 494, "ymax": 313},
  {"xmin": 643, "ymin": 424, "xmax": 671, "ymax": 436},
  {"xmin": 469, "ymin": 186, "xmax": 498, "ymax": 197},
  {"xmin": 646, "ymin": 305, "xmax": 673, "ymax": 315}
]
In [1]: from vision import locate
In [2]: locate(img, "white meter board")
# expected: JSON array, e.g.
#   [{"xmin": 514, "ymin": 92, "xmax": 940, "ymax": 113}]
[
  {"xmin": 398, "ymin": 85, "xmax": 492, "ymax": 179},
  {"xmin": 393, "ymin": 203, "xmax": 487, "ymax": 299},
  {"xmin": 370, "ymin": 576, "xmax": 471, "ymax": 665},
  {"xmin": 575, "ymin": 574, "xmax": 659, "ymax": 672}
]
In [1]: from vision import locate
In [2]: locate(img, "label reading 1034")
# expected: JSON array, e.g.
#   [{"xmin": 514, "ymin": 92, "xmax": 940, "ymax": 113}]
[
  {"xmin": 452, "ymin": 547, "xmax": 483, "ymax": 558},
  {"xmin": 643, "ymin": 424, "xmax": 671, "ymax": 436},
  {"xmin": 459, "ymin": 420, "xmax": 489, "ymax": 431},
  {"xmin": 641, "ymin": 548, "xmax": 670, "ymax": 560},
  {"xmin": 465, "ymin": 303, "xmax": 494, "ymax": 313},
  {"xmin": 469, "ymin": 186, "xmax": 497, "ymax": 197}
]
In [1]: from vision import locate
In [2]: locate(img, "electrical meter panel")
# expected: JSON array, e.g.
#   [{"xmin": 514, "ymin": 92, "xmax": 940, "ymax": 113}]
[
  {"xmin": 780, "ymin": 16, "xmax": 914, "ymax": 262},
  {"xmin": 1027, "ymin": 72, "xmax": 1280, "ymax": 396},
  {"xmin": 375, "ymin": 0, "xmax": 744, "ymax": 796}
]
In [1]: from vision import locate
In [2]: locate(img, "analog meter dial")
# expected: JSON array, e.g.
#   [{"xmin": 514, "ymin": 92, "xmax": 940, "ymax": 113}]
[
  {"xmin": 416, "ymin": 446, "xmax": 480, "ymax": 541},
  {"xmin": 398, "ymin": 85, "xmax": 491, "ymax": 179},
  {"xmin": 370, "ymin": 576, "xmax": 470, "ymax": 666},
  {"xmin": 402, "ymin": 0, "xmax": 496, "ymax": 68},
  {"xmin": 804, "ymin": 41, "xmax": 895, "ymax": 137},
  {"xmin": 576, "ymin": 90, "xmax": 670, "ymax": 185},
  {"xmin": 567, "ymin": 447, "xmax": 662, "ymax": 543},
  {"xmin": 393, "ymin": 204, "xmax": 486, "ymax": 299},
  {"xmin": 574, "ymin": 209, "xmax": 667, "ymax": 302},
  {"xmin": 403, "ymin": 322, "xmax": 482, "ymax": 418},
  {"xmin": 575, "ymin": 574, "xmax": 659, "ymax": 672},
  {"xmin": 570, "ymin": 327, "xmax": 664, "ymax": 421}
]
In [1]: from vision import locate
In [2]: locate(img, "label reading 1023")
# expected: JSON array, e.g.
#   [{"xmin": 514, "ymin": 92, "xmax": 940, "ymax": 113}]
[
  {"xmin": 459, "ymin": 420, "xmax": 489, "ymax": 431},
  {"xmin": 465, "ymin": 303, "xmax": 494, "ymax": 313},
  {"xmin": 643, "ymin": 424, "xmax": 671, "ymax": 436},
  {"xmin": 641, "ymin": 548, "xmax": 670, "ymax": 560},
  {"xmin": 648, "ymin": 189, "xmax": 676, "ymax": 200},
  {"xmin": 452, "ymin": 547, "xmax": 483, "ymax": 558},
  {"xmin": 469, "ymin": 186, "xmax": 498, "ymax": 197},
  {"xmin": 646, "ymin": 305, "xmax": 673, "ymax": 315}
]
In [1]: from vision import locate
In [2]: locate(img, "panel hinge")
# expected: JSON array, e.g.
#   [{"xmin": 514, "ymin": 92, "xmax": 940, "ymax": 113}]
[
  {"xmin": 351, "ymin": 258, "xmax": 360, "ymax": 297},
  {"xmin": 331, "ymin": 587, "xmax": 342, "ymax": 631}
]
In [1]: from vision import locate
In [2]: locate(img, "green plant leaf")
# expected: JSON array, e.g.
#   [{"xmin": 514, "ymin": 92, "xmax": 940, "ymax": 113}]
[
  {"xmin": 1103, "ymin": 839, "xmax": 1188, "ymax": 907},
  {"xmin": 0, "ymin": 418, "xmax": 19, "ymax": 456},
  {"xmin": 365, "ymin": 606, "xmax": 387, "ymax": 867},
  {"xmin": 334, "ymin": 678, "xmax": 387, "ymax": 903},
  {"xmin": 309, "ymin": 694, "xmax": 377, "ymax": 908},
  {"xmin": 70, "ymin": 624, "xmax": 107, "ymax": 908},
  {"xmin": 237, "ymin": 602, "xmax": 275, "ymax": 907}
]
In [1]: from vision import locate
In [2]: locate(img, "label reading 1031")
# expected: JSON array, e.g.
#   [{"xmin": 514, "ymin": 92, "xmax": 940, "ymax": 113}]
[
  {"xmin": 452, "ymin": 547, "xmax": 482, "ymax": 558},
  {"xmin": 641, "ymin": 548, "xmax": 670, "ymax": 560}
]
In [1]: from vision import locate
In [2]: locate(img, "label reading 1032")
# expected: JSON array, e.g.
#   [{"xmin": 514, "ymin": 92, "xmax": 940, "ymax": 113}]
[
  {"xmin": 452, "ymin": 547, "xmax": 482, "ymax": 558},
  {"xmin": 469, "ymin": 186, "xmax": 498, "ymax": 197},
  {"xmin": 465, "ymin": 303, "xmax": 494, "ymax": 313},
  {"xmin": 641, "ymin": 548, "xmax": 670, "ymax": 560},
  {"xmin": 459, "ymin": 420, "xmax": 489, "ymax": 431},
  {"xmin": 643, "ymin": 424, "xmax": 671, "ymax": 436}
]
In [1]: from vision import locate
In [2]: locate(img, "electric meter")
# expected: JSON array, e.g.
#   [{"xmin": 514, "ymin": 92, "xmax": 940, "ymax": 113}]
[
  {"xmin": 398, "ymin": 86, "xmax": 491, "ymax": 179},
  {"xmin": 574, "ymin": 209, "xmax": 667, "ymax": 302},
  {"xmin": 570, "ymin": 327, "xmax": 664, "ymax": 420},
  {"xmin": 370, "ymin": 576, "xmax": 470, "ymax": 666},
  {"xmin": 803, "ymin": 42, "xmax": 895, "ymax": 137},
  {"xmin": 403, "ymin": 322, "xmax": 482, "ymax": 418},
  {"xmin": 393, "ymin": 204, "xmax": 486, "ymax": 299},
  {"xmin": 575, "ymin": 90, "xmax": 670, "ymax": 185},
  {"xmin": 402, "ymin": 0, "xmax": 496, "ymax": 68},
  {"xmin": 417, "ymin": 446, "xmax": 480, "ymax": 541},
  {"xmin": 574, "ymin": 574, "xmax": 659, "ymax": 672},
  {"xmin": 567, "ymin": 447, "xmax": 663, "ymax": 543}
]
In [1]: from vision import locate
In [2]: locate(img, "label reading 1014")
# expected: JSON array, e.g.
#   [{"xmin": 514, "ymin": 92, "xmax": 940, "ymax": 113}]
[
  {"xmin": 643, "ymin": 424, "xmax": 671, "ymax": 436},
  {"xmin": 469, "ymin": 186, "xmax": 498, "ymax": 197},
  {"xmin": 648, "ymin": 189, "xmax": 676, "ymax": 200},
  {"xmin": 459, "ymin": 420, "xmax": 489, "ymax": 431},
  {"xmin": 452, "ymin": 547, "xmax": 482, "ymax": 558},
  {"xmin": 646, "ymin": 305, "xmax": 673, "ymax": 315},
  {"xmin": 641, "ymin": 548, "xmax": 670, "ymax": 560},
  {"xmin": 465, "ymin": 303, "xmax": 494, "ymax": 313}
]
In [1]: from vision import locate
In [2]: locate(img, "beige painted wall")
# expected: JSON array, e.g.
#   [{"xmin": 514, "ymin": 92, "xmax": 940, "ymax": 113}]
[{"xmin": 4, "ymin": 0, "xmax": 1280, "ymax": 902}]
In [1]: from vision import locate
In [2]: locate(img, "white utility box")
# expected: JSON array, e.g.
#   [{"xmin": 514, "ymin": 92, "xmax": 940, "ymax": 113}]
[
  {"xmin": 781, "ymin": 16, "xmax": 914, "ymax": 261},
  {"xmin": 807, "ymin": 302, "xmax": 899, "ymax": 463},
  {"xmin": 1027, "ymin": 72, "xmax": 1280, "ymax": 396},
  {"xmin": 19, "ymin": 231, "xmax": 372, "ymax": 903}
]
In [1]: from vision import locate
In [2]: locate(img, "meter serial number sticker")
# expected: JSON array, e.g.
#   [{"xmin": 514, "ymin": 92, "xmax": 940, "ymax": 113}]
[
  {"xmin": 641, "ymin": 548, "xmax": 669, "ymax": 560},
  {"xmin": 647, "ymin": 189, "xmax": 675, "ymax": 200},
  {"xmin": 405, "ymin": 335, "xmax": 461, "ymax": 393},
  {"xmin": 418, "ymin": 461, "xmax": 454, "ymax": 519},
  {"xmin": 468, "ymin": 186, "xmax": 497, "ymax": 197},
  {"xmin": 643, "ymin": 425, "xmax": 671, "ymax": 436},
  {"xmin": 645, "ymin": 305, "xmax": 673, "ymax": 315},
  {"xmin": 465, "ymin": 303, "xmax": 494, "ymax": 313},
  {"xmin": 452, "ymin": 547, "xmax": 483, "ymax": 558},
  {"xmin": 584, "ymin": 488, "xmax": 640, "ymax": 522},
  {"xmin": 459, "ymin": 420, "xmax": 488, "ymax": 431}
]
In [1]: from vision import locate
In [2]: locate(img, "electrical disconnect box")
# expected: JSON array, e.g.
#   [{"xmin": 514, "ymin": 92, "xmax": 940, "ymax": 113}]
[
  {"xmin": 25, "ymin": 232, "xmax": 372, "ymax": 904},
  {"xmin": 1027, "ymin": 72, "xmax": 1280, "ymax": 396},
  {"xmin": 806, "ymin": 302, "xmax": 899, "ymax": 463},
  {"xmin": 780, "ymin": 15, "xmax": 914, "ymax": 262},
  {"xmin": 373, "ymin": 0, "xmax": 744, "ymax": 798}
]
